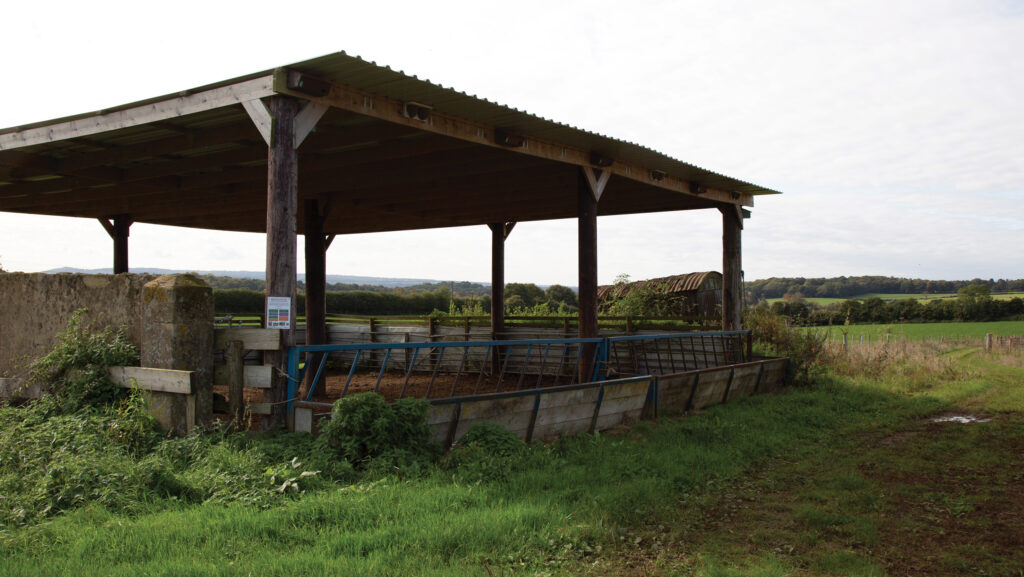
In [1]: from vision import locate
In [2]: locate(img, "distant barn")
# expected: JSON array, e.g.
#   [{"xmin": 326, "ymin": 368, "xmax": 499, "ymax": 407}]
[{"xmin": 598, "ymin": 272, "xmax": 723, "ymax": 318}]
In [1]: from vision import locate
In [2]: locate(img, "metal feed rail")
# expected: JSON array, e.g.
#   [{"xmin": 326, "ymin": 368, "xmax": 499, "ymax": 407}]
[
  {"xmin": 285, "ymin": 331, "xmax": 752, "ymax": 415},
  {"xmin": 605, "ymin": 330, "xmax": 752, "ymax": 376},
  {"xmin": 286, "ymin": 337, "xmax": 607, "ymax": 414}
]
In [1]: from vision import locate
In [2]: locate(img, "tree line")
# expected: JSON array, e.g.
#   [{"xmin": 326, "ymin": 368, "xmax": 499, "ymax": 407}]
[
  {"xmin": 214, "ymin": 282, "xmax": 578, "ymax": 316},
  {"xmin": 196, "ymin": 274, "xmax": 494, "ymax": 296},
  {"xmin": 747, "ymin": 275, "xmax": 1024, "ymax": 301},
  {"xmin": 764, "ymin": 284, "xmax": 1024, "ymax": 325}
]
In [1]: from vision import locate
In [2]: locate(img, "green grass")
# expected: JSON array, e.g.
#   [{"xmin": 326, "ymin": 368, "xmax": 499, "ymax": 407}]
[
  {"xmin": 807, "ymin": 320, "xmax": 1024, "ymax": 341},
  {"xmin": 3, "ymin": 347, "xmax": 1024, "ymax": 575},
  {"xmin": 768, "ymin": 292, "xmax": 1024, "ymax": 306}
]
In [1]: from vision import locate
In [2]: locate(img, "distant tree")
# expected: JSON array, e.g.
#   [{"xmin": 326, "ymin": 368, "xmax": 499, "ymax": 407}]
[
  {"xmin": 957, "ymin": 284, "xmax": 993, "ymax": 321},
  {"xmin": 958, "ymin": 283, "xmax": 992, "ymax": 299},
  {"xmin": 504, "ymin": 283, "xmax": 546, "ymax": 307},
  {"xmin": 544, "ymin": 284, "xmax": 578, "ymax": 308},
  {"xmin": 504, "ymin": 294, "xmax": 526, "ymax": 310},
  {"xmin": 782, "ymin": 291, "xmax": 805, "ymax": 303}
]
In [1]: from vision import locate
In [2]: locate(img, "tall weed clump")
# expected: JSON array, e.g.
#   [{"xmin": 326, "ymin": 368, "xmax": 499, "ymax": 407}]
[
  {"xmin": 0, "ymin": 312, "xmax": 329, "ymax": 528},
  {"xmin": 26, "ymin": 308, "xmax": 139, "ymax": 414},
  {"xmin": 824, "ymin": 338, "xmax": 975, "ymax": 391},
  {"xmin": 317, "ymin": 392, "xmax": 436, "ymax": 473},
  {"xmin": 746, "ymin": 306, "xmax": 827, "ymax": 386},
  {"xmin": 442, "ymin": 422, "xmax": 527, "ymax": 483}
]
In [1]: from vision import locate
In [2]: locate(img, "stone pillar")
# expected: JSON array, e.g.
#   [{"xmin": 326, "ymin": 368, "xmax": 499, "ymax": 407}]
[{"xmin": 140, "ymin": 274, "xmax": 214, "ymax": 432}]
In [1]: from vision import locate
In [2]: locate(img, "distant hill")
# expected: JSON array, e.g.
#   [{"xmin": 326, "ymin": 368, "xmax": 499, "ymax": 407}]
[{"xmin": 42, "ymin": 267, "xmax": 484, "ymax": 288}]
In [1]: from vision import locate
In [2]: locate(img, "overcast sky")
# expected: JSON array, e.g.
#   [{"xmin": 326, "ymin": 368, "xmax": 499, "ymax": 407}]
[{"xmin": 1, "ymin": 0, "xmax": 1021, "ymax": 285}]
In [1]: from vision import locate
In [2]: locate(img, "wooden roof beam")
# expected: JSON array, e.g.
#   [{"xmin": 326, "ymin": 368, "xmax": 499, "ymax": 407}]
[{"xmin": 0, "ymin": 75, "xmax": 276, "ymax": 150}]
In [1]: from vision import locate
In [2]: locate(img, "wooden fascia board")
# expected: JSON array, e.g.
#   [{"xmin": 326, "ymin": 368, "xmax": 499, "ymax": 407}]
[
  {"xmin": 0, "ymin": 76, "xmax": 276, "ymax": 151},
  {"xmin": 270, "ymin": 68, "xmax": 750, "ymax": 208}
]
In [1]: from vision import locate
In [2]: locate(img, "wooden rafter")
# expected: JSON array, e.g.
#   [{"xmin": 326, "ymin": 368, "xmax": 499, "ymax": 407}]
[{"xmin": 0, "ymin": 76, "xmax": 275, "ymax": 150}]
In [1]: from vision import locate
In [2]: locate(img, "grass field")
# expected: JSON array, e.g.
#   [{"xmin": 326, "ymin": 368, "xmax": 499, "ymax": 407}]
[
  {"xmin": 767, "ymin": 292, "xmax": 1024, "ymax": 306},
  {"xmin": 807, "ymin": 320, "xmax": 1024, "ymax": 341},
  {"xmin": 3, "ymin": 341, "xmax": 1024, "ymax": 575}
]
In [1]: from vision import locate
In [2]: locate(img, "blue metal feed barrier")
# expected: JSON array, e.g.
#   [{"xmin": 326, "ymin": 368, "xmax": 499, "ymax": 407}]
[{"xmin": 286, "ymin": 331, "xmax": 751, "ymax": 415}]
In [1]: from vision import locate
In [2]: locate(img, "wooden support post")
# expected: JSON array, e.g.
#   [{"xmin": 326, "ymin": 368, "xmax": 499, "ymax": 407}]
[
  {"xmin": 113, "ymin": 215, "xmax": 131, "ymax": 274},
  {"xmin": 303, "ymin": 199, "xmax": 328, "ymax": 398},
  {"xmin": 99, "ymin": 215, "xmax": 133, "ymax": 273},
  {"xmin": 488, "ymin": 222, "xmax": 506, "ymax": 374},
  {"xmin": 488, "ymin": 223, "xmax": 506, "ymax": 341},
  {"xmin": 720, "ymin": 204, "xmax": 743, "ymax": 331},
  {"xmin": 264, "ymin": 95, "xmax": 299, "ymax": 429},
  {"xmin": 578, "ymin": 168, "xmax": 603, "ymax": 381},
  {"xmin": 226, "ymin": 340, "xmax": 244, "ymax": 429}
]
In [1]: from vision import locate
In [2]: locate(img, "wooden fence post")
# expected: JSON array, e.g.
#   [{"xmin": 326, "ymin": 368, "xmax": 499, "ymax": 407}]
[
  {"xmin": 226, "ymin": 340, "xmax": 244, "ymax": 429},
  {"xmin": 368, "ymin": 317, "xmax": 377, "ymax": 366},
  {"xmin": 985, "ymin": 333, "xmax": 993, "ymax": 352}
]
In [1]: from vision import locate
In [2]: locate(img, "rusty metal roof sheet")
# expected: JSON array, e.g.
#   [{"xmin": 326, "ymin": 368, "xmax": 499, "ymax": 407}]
[{"xmin": 598, "ymin": 271, "xmax": 723, "ymax": 301}]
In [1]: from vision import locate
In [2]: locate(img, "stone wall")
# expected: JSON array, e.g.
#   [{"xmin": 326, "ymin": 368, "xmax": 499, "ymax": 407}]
[{"xmin": 0, "ymin": 273, "xmax": 154, "ymax": 378}]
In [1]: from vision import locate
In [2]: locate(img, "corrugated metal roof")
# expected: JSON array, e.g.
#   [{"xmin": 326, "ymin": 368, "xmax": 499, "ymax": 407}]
[
  {"xmin": 0, "ymin": 51, "xmax": 780, "ymax": 197},
  {"xmin": 287, "ymin": 52, "xmax": 779, "ymax": 196}
]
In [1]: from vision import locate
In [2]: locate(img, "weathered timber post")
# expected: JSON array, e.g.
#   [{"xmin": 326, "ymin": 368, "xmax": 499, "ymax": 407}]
[
  {"xmin": 98, "ymin": 215, "xmax": 133, "ymax": 274},
  {"xmin": 578, "ymin": 167, "xmax": 607, "ymax": 381},
  {"xmin": 488, "ymin": 222, "xmax": 513, "ymax": 373},
  {"xmin": 489, "ymin": 223, "xmax": 506, "ymax": 341},
  {"xmin": 113, "ymin": 215, "xmax": 132, "ymax": 274},
  {"xmin": 265, "ymin": 95, "xmax": 299, "ymax": 429},
  {"xmin": 985, "ymin": 333, "xmax": 993, "ymax": 352},
  {"xmin": 226, "ymin": 340, "xmax": 244, "ymax": 429},
  {"xmin": 720, "ymin": 205, "xmax": 743, "ymax": 331},
  {"xmin": 303, "ymin": 199, "xmax": 328, "ymax": 398},
  {"xmin": 140, "ymin": 274, "xmax": 214, "ymax": 432}
]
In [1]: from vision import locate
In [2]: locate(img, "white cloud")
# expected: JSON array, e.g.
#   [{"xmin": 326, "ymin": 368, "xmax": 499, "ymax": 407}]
[{"xmin": 1, "ymin": 0, "xmax": 1022, "ymax": 282}]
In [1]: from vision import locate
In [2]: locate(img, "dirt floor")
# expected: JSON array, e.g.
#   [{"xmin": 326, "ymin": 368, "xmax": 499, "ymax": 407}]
[{"xmin": 309, "ymin": 370, "xmax": 577, "ymax": 403}]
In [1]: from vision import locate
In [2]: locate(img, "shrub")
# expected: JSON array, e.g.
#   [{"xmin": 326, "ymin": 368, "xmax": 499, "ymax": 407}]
[
  {"xmin": 317, "ymin": 393, "xmax": 435, "ymax": 470},
  {"xmin": 746, "ymin": 306, "xmax": 826, "ymax": 386}
]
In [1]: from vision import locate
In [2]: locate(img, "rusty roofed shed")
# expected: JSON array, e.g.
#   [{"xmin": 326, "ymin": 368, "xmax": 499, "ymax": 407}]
[{"xmin": 599, "ymin": 272, "xmax": 723, "ymax": 318}]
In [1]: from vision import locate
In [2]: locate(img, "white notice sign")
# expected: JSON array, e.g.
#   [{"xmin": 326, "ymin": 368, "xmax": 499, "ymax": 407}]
[{"xmin": 266, "ymin": 296, "xmax": 292, "ymax": 329}]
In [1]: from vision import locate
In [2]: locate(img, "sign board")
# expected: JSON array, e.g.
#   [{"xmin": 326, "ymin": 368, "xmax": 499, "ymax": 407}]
[{"xmin": 266, "ymin": 296, "xmax": 291, "ymax": 329}]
